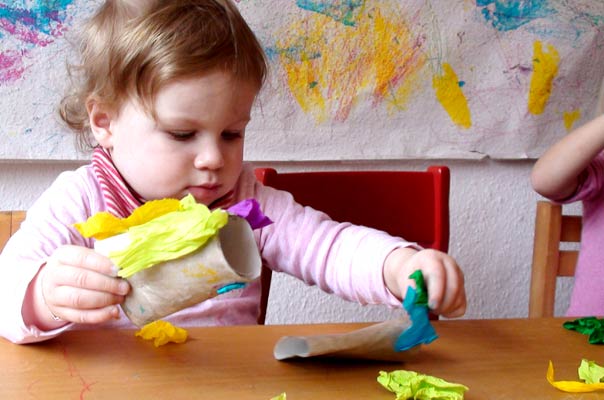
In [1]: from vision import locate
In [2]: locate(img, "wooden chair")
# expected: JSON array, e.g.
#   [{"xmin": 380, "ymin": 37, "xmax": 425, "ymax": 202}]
[
  {"xmin": 529, "ymin": 200, "xmax": 580, "ymax": 318},
  {"xmin": 0, "ymin": 211, "xmax": 26, "ymax": 253},
  {"xmin": 254, "ymin": 166, "xmax": 450, "ymax": 324}
]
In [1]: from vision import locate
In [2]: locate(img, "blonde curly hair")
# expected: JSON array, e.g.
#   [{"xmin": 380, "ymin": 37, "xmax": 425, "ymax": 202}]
[{"xmin": 59, "ymin": 0, "xmax": 267, "ymax": 151}]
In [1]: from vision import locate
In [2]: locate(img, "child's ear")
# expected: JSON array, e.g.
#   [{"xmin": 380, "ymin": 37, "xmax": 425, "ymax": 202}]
[{"xmin": 87, "ymin": 99, "xmax": 114, "ymax": 148}]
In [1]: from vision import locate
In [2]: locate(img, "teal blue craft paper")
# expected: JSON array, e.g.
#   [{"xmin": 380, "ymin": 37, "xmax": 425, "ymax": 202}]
[
  {"xmin": 216, "ymin": 282, "xmax": 247, "ymax": 295},
  {"xmin": 394, "ymin": 270, "xmax": 438, "ymax": 351}
]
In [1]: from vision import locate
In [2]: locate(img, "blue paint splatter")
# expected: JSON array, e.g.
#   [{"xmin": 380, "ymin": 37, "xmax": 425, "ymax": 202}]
[
  {"xmin": 264, "ymin": 41, "xmax": 322, "ymax": 63},
  {"xmin": 296, "ymin": 0, "xmax": 365, "ymax": 26},
  {"xmin": 477, "ymin": 0, "xmax": 556, "ymax": 31},
  {"xmin": 0, "ymin": 1, "xmax": 74, "ymax": 36}
]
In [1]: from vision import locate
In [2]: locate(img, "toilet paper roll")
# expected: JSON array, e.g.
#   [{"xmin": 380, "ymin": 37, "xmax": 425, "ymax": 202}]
[{"xmin": 95, "ymin": 215, "xmax": 261, "ymax": 326}]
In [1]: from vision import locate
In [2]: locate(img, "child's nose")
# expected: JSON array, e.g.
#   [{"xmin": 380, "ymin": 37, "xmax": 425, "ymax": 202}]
[{"xmin": 193, "ymin": 142, "xmax": 224, "ymax": 170}]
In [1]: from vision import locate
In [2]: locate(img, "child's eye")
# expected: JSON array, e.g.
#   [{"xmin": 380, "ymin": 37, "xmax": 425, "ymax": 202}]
[
  {"xmin": 168, "ymin": 131, "xmax": 196, "ymax": 141},
  {"xmin": 222, "ymin": 130, "xmax": 242, "ymax": 140}
]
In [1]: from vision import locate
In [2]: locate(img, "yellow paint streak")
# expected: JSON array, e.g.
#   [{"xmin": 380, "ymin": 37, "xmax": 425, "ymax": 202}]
[
  {"xmin": 372, "ymin": 11, "xmax": 399, "ymax": 100},
  {"xmin": 281, "ymin": 38, "xmax": 327, "ymax": 121},
  {"xmin": 563, "ymin": 109, "xmax": 581, "ymax": 131},
  {"xmin": 432, "ymin": 63, "xmax": 471, "ymax": 129},
  {"xmin": 183, "ymin": 264, "xmax": 219, "ymax": 283},
  {"xmin": 370, "ymin": 9, "xmax": 420, "ymax": 114},
  {"xmin": 276, "ymin": 4, "xmax": 425, "ymax": 122},
  {"xmin": 528, "ymin": 41, "xmax": 559, "ymax": 115}
]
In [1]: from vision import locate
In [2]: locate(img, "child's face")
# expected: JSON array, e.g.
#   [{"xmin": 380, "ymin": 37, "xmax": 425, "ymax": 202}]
[{"xmin": 94, "ymin": 70, "xmax": 258, "ymax": 205}]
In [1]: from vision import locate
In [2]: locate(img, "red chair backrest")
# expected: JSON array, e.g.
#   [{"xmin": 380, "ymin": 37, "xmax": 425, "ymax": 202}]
[
  {"xmin": 255, "ymin": 167, "xmax": 450, "ymax": 251},
  {"xmin": 254, "ymin": 166, "xmax": 450, "ymax": 324}
]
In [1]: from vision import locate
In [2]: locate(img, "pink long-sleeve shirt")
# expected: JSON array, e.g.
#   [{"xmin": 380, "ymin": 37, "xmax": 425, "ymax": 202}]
[
  {"xmin": 556, "ymin": 153, "xmax": 604, "ymax": 317},
  {"xmin": 0, "ymin": 163, "xmax": 413, "ymax": 343}
]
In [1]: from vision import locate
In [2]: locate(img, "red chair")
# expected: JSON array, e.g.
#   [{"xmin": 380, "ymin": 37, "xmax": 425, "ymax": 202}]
[{"xmin": 254, "ymin": 166, "xmax": 450, "ymax": 324}]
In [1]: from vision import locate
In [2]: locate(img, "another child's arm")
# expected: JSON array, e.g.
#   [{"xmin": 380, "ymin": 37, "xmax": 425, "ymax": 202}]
[
  {"xmin": 383, "ymin": 247, "xmax": 466, "ymax": 318},
  {"xmin": 24, "ymin": 245, "xmax": 130, "ymax": 330},
  {"xmin": 531, "ymin": 114, "xmax": 604, "ymax": 199}
]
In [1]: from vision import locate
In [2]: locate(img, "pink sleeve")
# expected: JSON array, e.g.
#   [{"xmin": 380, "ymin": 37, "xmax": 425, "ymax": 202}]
[
  {"xmin": 556, "ymin": 152, "xmax": 604, "ymax": 204},
  {"xmin": 0, "ymin": 168, "xmax": 101, "ymax": 344},
  {"xmin": 253, "ymin": 182, "xmax": 419, "ymax": 308}
]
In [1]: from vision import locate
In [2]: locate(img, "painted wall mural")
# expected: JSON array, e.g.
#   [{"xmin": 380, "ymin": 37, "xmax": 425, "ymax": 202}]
[{"xmin": 1, "ymin": 0, "xmax": 604, "ymax": 160}]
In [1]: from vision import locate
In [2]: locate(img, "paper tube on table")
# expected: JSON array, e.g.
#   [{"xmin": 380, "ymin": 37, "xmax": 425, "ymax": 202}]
[
  {"xmin": 95, "ymin": 215, "xmax": 261, "ymax": 326},
  {"xmin": 273, "ymin": 319, "xmax": 419, "ymax": 362}
]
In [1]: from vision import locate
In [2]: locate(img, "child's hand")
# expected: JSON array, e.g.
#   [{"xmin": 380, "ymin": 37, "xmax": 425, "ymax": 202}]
[
  {"xmin": 33, "ymin": 245, "xmax": 130, "ymax": 327},
  {"xmin": 383, "ymin": 247, "xmax": 466, "ymax": 318}
]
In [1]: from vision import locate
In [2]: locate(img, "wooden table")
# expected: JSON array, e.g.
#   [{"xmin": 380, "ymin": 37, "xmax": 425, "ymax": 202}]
[{"xmin": 1, "ymin": 318, "xmax": 603, "ymax": 399}]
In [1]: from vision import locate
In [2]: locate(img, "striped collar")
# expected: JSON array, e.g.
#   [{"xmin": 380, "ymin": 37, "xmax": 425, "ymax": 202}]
[
  {"xmin": 91, "ymin": 147, "xmax": 237, "ymax": 216},
  {"xmin": 91, "ymin": 147, "xmax": 145, "ymax": 218}
]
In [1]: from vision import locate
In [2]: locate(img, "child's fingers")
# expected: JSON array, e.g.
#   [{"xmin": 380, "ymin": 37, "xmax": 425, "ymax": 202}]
[
  {"xmin": 46, "ymin": 246, "xmax": 129, "ymax": 296},
  {"xmin": 52, "ymin": 284, "xmax": 126, "ymax": 310},
  {"xmin": 52, "ymin": 245, "xmax": 118, "ymax": 276},
  {"xmin": 408, "ymin": 250, "xmax": 465, "ymax": 316},
  {"xmin": 40, "ymin": 263, "xmax": 127, "ymax": 324},
  {"xmin": 437, "ymin": 279, "xmax": 467, "ymax": 317},
  {"xmin": 431, "ymin": 260, "xmax": 466, "ymax": 317},
  {"xmin": 442, "ymin": 292, "xmax": 467, "ymax": 318},
  {"xmin": 41, "ymin": 246, "xmax": 130, "ymax": 325},
  {"xmin": 424, "ymin": 266, "xmax": 445, "ymax": 310},
  {"xmin": 390, "ymin": 248, "xmax": 466, "ymax": 318},
  {"xmin": 48, "ymin": 263, "xmax": 129, "ymax": 296},
  {"xmin": 50, "ymin": 304, "xmax": 121, "ymax": 325}
]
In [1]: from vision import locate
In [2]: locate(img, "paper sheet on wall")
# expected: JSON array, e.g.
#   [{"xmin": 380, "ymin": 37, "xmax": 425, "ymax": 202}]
[{"xmin": 2, "ymin": 0, "xmax": 604, "ymax": 161}]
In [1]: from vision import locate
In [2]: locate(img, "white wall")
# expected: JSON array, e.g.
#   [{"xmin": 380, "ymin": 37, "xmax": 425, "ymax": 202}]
[{"xmin": 0, "ymin": 158, "xmax": 578, "ymax": 323}]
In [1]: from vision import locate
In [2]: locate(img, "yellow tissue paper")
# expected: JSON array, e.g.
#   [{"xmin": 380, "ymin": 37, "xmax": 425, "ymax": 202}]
[
  {"xmin": 270, "ymin": 393, "xmax": 286, "ymax": 400},
  {"xmin": 75, "ymin": 198, "xmax": 181, "ymax": 239},
  {"xmin": 547, "ymin": 360, "xmax": 604, "ymax": 393},
  {"xmin": 135, "ymin": 320, "xmax": 188, "ymax": 347},
  {"xmin": 77, "ymin": 195, "xmax": 228, "ymax": 278},
  {"xmin": 377, "ymin": 370, "xmax": 468, "ymax": 400}
]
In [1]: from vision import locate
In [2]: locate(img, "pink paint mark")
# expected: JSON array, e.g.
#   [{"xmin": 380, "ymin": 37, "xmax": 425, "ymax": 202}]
[
  {"xmin": 49, "ymin": 22, "xmax": 68, "ymax": 38},
  {"xmin": 0, "ymin": 51, "xmax": 26, "ymax": 82},
  {"xmin": 0, "ymin": 19, "xmax": 56, "ymax": 46},
  {"xmin": 61, "ymin": 346, "xmax": 97, "ymax": 400},
  {"xmin": 26, "ymin": 378, "xmax": 41, "ymax": 398}
]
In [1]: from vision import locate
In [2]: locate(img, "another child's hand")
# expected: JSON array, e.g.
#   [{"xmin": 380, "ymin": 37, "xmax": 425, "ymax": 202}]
[
  {"xmin": 33, "ymin": 245, "xmax": 130, "ymax": 327},
  {"xmin": 383, "ymin": 247, "xmax": 466, "ymax": 318}
]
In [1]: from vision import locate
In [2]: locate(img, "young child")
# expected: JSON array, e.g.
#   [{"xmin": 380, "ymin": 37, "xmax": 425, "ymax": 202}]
[
  {"xmin": 0, "ymin": 0, "xmax": 466, "ymax": 344},
  {"xmin": 531, "ymin": 112, "xmax": 604, "ymax": 316}
]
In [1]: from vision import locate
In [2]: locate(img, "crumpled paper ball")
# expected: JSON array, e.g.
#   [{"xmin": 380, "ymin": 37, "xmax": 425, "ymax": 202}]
[
  {"xmin": 378, "ymin": 369, "xmax": 468, "ymax": 400},
  {"xmin": 135, "ymin": 320, "xmax": 188, "ymax": 347}
]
